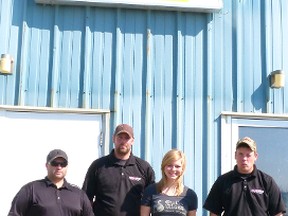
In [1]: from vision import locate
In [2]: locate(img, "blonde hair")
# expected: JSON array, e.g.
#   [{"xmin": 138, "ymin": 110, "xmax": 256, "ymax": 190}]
[{"xmin": 156, "ymin": 149, "xmax": 186, "ymax": 196}]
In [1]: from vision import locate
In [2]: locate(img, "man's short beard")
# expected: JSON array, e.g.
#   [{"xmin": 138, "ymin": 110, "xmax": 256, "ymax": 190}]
[{"xmin": 115, "ymin": 146, "xmax": 130, "ymax": 156}]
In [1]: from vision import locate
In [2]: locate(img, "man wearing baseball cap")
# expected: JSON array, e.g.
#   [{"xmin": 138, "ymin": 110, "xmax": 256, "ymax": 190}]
[
  {"xmin": 203, "ymin": 137, "xmax": 286, "ymax": 216},
  {"xmin": 82, "ymin": 124, "xmax": 155, "ymax": 216},
  {"xmin": 8, "ymin": 149, "xmax": 94, "ymax": 216}
]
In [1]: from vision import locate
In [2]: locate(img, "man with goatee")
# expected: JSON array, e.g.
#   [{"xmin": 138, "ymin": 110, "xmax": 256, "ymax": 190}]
[{"xmin": 83, "ymin": 124, "xmax": 155, "ymax": 216}]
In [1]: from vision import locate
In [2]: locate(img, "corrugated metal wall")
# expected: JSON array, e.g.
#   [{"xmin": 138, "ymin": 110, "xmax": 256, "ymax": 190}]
[{"xmin": 1, "ymin": 0, "xmax": 288, "ymax": 215}]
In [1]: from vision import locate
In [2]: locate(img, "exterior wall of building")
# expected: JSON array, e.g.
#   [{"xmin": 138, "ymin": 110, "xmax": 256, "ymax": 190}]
[{"xmin": 0, "ymin": 0, "xmax": 287, "ymax": 214}]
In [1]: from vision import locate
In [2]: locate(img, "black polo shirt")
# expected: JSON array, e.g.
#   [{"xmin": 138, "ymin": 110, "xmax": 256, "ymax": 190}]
[
  {"xmin": 203, "ymin": 165, "xmax": 286, "ymax": 216},
  {"xmin": 8, "ymin": 177, "xmax": 94, "ymax": 216},
  {"xmin": 82, "ymin": 150, "xmax": 155, "ymax": 216}
]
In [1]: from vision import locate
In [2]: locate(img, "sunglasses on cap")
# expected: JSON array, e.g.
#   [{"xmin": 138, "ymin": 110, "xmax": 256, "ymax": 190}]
[{"xmin": 49, "ymin": 160, "xmax": 68, "ymax": 167}]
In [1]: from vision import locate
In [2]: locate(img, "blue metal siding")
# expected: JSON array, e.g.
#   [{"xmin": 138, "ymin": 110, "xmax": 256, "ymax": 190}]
[{"xmin": 1, "ymin": 0, "xmax": 288, "ymax": 215}]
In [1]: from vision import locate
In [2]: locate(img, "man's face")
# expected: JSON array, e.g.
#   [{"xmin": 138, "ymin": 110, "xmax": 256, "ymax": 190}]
[
  {"xmin": 46, "ymin": 158, "xmax": 68, "ymax": 181},
  {"xmin": 113, "ymin": 132, "xmax": 134, "ymax": 157},
  {"xmin": 235, "ymin": 146, "xmax": 258, "ymax": 174}
]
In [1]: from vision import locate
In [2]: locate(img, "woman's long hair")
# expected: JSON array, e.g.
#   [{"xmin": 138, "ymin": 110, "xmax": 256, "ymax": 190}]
[{"xmin": 156, "ymin": 149, "xmax": 186, "ymax": 196}]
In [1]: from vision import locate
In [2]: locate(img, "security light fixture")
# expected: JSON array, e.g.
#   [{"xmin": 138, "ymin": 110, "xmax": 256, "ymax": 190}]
[
  {"xmin": 270, "ymin": 70, "xmax": 285, "ymax": 89},
  {"xmin": 0, "ymin": 54, "xmax": 14, "ymax": 74}
]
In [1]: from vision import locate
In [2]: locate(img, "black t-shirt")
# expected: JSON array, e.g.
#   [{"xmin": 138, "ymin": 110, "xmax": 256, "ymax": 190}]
[
  {"xmin": 8, "ymin": 177, "xmax": 94, "ymax": 216},
  {"xmin": 203, "ymin": 165, "xmax": 286, "ymax": 216},
  {"xmin": 141, "ymin": 183, "xmax": 198, "ymax": 215},
  {"xmin": 82, "ymin": 150, "xmax": 155, "ymax": 216}
]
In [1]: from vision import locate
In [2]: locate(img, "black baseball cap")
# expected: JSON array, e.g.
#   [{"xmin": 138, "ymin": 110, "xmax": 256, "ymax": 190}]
[{"xmin": 46, "ymin": 149, "xmax": 68, "ymax": 163}]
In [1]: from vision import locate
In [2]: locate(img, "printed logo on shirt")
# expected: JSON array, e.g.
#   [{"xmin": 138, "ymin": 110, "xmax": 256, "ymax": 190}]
[
  {"xmin": 250, "ymin": 189, "xmax": 264, "ymax": 194},
  {"xmin": 153, "ymin": 199, "xmax": 186, "ymax": 214},
  {"xmin": 129, "ymin": 176, "xmax": 141, "ymax": 181}
]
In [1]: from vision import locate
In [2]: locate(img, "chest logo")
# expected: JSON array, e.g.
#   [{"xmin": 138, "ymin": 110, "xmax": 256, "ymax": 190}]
[
  {"xmin": 129, "ymin": 176, "xmax": 141, "ymax": 181},
  {"xmin": 250, "ymin": 189, "xmax": 264, "ymax": 194}
]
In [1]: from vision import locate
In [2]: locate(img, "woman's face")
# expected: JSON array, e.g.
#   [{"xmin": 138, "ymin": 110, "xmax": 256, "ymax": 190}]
[{"xmin": 164, "ymin": 158, "xmax": 183, "ymax": 181}]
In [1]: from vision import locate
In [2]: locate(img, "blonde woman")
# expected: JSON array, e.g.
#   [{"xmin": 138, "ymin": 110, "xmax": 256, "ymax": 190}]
[{"xmin": 141, "ymin": 149, "xmax": 198, "ymax": 216}]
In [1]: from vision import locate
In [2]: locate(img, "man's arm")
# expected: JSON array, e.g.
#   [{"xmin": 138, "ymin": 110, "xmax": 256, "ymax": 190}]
[
  {"xmin": 8, "ymin": 185, "xmax": 31, "ymax": 216},
  {"xmin": 140, "ymin": 205, "xmax": 151, "ymax": 216},
  {"xmin": 187, "ymin": 210, "xmax": 197, "ymax": 216}
]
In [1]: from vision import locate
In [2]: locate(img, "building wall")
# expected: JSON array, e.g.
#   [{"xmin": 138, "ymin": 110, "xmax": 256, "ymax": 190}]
[{"xmin": 0, "ymin": 0, "xmax": 287, "ymax": 214}]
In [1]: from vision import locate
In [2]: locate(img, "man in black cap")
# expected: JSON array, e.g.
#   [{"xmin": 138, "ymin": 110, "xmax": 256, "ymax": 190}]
[
  {"xmin": 8, "ymin": 149, "xmax": 94, "ymax": 216},
  {"xmin": 82, "ymin": 123, "xmax": 155, "ymax": 216},
  {"xmin": 203, "ymin": 137, "xmax": 286, "ymax": 216}
]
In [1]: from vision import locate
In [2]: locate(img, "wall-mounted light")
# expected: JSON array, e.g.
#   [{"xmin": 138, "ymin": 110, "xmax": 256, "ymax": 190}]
[
  {"xmin": 270, "ymin": 70, "xmax": 285, "ymax": 88},
  {"xmin": 0, "ymin": 54, "xmax": 14, "ymax": 75}
]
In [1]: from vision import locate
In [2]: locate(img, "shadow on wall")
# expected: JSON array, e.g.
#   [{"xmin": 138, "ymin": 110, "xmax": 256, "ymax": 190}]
[{"xmin": 251, "ymin": 81, "xmax": 267, "ymax": 112}]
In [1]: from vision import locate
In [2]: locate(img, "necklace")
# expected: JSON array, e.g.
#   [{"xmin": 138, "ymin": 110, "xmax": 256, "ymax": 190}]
[{"xmin": 162, "ymin": 185, "xmax": 177, "ymax": 196}]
